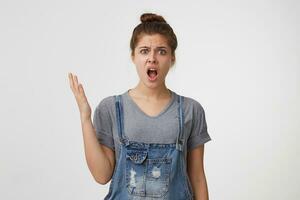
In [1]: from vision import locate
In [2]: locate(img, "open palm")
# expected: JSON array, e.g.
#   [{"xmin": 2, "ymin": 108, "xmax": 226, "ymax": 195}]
[{"xmin": 68, "ymin": 72, "xmax": 92, "ymax": 121}]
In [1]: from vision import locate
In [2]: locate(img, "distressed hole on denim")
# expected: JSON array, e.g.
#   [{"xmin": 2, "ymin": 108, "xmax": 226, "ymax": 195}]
[
  {"xmin": 129, "ymin": 168, "xmax": 137, "ymax": 187},
  {"xmin": 152, "ymin": 166, "xmax": 161, "ymax": 178}
]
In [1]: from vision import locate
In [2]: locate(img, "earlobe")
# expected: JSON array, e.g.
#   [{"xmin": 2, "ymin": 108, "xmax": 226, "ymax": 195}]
[{"xmin": 172, "ymin": 56, "xmax": 175, "ymax": 64}]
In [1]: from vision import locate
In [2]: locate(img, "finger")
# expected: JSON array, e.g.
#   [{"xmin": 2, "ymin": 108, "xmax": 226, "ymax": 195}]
[
  {"xmin": 74, "ymin": 75, "xmax": 79, "ymax": 91},
  {"xmin": 78, "ymin": 84, "xmax": 83, "ymax": 94},
  {"xmin": 69, "ymin": 73, "xmax": 78, "ymax": 94},
  {"xmin": 68, "ymin": 73, "xmax": 74, "ymax": 89},
  {"xmin": 78, "ymin": 84, "xmax": 87, "ymax": 99}
]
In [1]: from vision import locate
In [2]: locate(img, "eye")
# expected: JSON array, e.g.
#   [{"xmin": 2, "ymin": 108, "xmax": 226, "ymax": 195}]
[
  {"xmin": 140, "ymin": 49, "xmax": 148, "ymax": 54},
  {"xmin": 159, "ymin": 49, "xmax": 167, "ymax": 55}
]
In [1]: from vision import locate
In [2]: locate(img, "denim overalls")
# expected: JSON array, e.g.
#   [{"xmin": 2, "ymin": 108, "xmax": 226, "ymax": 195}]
[{"xmin": 103, "ymin": 94, "xmax": 194, "ymax": 200}]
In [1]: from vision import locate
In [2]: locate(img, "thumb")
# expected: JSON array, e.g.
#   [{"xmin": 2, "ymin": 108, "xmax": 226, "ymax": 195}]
[
  {"xmin": 79, "ymin": 84, "xmax": 83, "ymax": 92},
  {"xmin": 79, "ymin": 84, "xmax": 87, "ymax": 98}
]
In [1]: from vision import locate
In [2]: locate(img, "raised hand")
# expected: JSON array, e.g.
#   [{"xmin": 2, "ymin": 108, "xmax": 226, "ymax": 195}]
[{"xmin": 68, "ymin": 72, "xmax": 92, "ymax": 122}]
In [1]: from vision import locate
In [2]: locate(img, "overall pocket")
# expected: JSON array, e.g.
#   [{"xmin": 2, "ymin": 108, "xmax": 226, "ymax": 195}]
[
  {"xmin": 125, "ymin": 149, "xmax": 148, "ymax": 196},
  {"xmin": 145, "ymin": 158, "xmax": 172, "ymax": 198},
  {"xmin": 125, "ymin": 149, "xmax": 172, "ymax": 198}
]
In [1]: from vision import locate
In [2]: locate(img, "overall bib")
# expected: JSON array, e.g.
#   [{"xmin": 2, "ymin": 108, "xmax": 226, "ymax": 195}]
[{"xmin": 104, "ymin": 94, "xmax": 194, "ymax": 200}]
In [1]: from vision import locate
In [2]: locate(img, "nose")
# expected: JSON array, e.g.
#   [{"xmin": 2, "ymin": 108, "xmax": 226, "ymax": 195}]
[{"xmin": 147, "ymin": 50, "xmax": 157, "ymax": 64}]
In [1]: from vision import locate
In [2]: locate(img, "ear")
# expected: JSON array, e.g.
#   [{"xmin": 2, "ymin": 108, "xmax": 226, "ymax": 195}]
[{"xmin": 171, "ymin": 56, "xmax": 175, "ymax": 64}]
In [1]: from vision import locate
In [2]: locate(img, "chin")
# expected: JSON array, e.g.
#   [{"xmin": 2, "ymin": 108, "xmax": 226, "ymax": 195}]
[{"xmin": 144, "ymin": 81, "xmax": 163, "ymax": 89}]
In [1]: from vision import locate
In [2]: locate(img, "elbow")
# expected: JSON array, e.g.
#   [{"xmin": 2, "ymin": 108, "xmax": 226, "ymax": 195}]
[
  {"xmin": 94, "ymin": 175, "xmax": 111, "ymax": 185},
  {"xmin": 88, "ymin": 162, "xmax": 114, "ymax": 185}
]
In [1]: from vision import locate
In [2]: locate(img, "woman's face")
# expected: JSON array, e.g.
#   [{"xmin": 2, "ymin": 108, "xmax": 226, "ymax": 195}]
[{"xmin": 131, "ymin": 33, "xmax": 175, "ymax": 89}]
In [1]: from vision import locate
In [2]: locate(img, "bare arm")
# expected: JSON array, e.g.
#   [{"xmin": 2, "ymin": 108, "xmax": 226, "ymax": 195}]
[
  {"xmin": 81, "ymin": 118, "xmax": 115, "ymax": 184},
  {"xmin": 187, "ymin": 144, "xmax": 209, "ymax": 200},
  {"xmin": 68, "ymin": 72, "xmax": 115, "ymax": 184}
]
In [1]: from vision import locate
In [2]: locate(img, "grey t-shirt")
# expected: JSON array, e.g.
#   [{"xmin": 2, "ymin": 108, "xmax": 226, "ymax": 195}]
[{"xmin": 92, "ymin": 89, "xmax": 211, "ymax": 162}]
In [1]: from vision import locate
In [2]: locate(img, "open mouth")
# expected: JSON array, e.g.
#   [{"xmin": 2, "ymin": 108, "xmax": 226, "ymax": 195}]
[{"xmin": 147, "ymin": 68, "xmax": 158, "ymax": 79}]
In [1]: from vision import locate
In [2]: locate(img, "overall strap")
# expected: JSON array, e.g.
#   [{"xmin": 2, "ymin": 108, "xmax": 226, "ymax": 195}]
[
  {"xmin": 176, "ymin": 95, "xmax": 185, "ymax": 151},
  {"xmin": 114, "ymin": 95, "xmax": 129, "ymax": 145}
]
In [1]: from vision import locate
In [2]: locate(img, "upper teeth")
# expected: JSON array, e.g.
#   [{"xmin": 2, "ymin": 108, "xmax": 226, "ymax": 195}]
[{"xmin": 149, "ymin": 68, "xmax": 156, "ymax": 71}]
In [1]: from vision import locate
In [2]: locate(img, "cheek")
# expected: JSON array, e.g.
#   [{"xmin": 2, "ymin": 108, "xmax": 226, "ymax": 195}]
[
  {"xmin": 135, "ymin": 58, "xmax": 147, "ymax": 70},
  {"xmin": 161, "ymin": 58, "xmax": 172, "ymax": 67},
  {"xmin": 134, "ymin": 56, "xmax": 146, "ymax": 65},
  {"xmin": 135, "ymin": 61, "xmax": 146, "ymax": 75}
]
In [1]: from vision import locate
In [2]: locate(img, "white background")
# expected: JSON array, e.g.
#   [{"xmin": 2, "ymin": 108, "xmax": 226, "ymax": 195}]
[{"xmin": 0, "ymin": 0, "xmax": 299, "ymax": 199}]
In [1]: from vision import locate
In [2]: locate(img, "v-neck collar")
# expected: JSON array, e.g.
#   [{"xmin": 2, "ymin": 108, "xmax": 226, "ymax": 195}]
[{"xmin": 124, "ymin": 89, "xmax": 175, "ymax": 119}]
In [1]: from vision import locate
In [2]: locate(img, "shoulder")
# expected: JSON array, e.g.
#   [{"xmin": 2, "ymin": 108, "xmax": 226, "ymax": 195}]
[
  {"xmin": 95, "ymin": 95, "xmax": 116, "ymax": 112},
  {"xmin": 181, "ymin": 95, "xmax": 205, "ymax": 114}
]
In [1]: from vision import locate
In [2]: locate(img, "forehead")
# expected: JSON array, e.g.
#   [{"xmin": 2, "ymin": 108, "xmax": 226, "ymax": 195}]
[{"xmin": 136, "ymin": 34, "xmax": 169, "ymax": 48}]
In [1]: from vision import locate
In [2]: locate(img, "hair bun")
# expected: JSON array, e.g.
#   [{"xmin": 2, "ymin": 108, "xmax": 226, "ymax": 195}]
[{"xmin": 140, "ymin": 13, "xmax": 166, "ymax": 23}]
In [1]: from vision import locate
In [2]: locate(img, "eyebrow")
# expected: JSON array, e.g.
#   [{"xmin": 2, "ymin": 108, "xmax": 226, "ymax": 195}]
[{"xmin": 138, "ymin": 46, "xmax": 167, "ymax": 49}]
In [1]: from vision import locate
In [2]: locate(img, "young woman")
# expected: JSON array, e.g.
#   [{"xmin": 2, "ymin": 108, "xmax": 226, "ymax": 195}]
[{"xmin": 69, "ymin": 13, "xmax": 211, "ymax": 200}]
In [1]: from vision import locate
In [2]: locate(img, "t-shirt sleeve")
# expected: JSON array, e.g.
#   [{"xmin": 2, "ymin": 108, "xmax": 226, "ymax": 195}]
[
  {"xmin": 187, "ymin": 101, "xmax": 212, "ymax": 151},
  {"xmin": 92, "ymin": 98, "xmax": 115, "ymax": 150}
]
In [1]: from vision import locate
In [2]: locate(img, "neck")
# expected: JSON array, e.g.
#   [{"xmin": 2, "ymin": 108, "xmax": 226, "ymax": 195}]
[{"xmin": 129, "ymin": 81, "xmax": 171, "ymax": 101}]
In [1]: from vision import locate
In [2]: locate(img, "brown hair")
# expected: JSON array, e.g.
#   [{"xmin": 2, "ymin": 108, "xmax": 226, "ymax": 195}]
[{"xmin": 130, "ymin": 13, "xmax": 178, "ymax": 61}]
